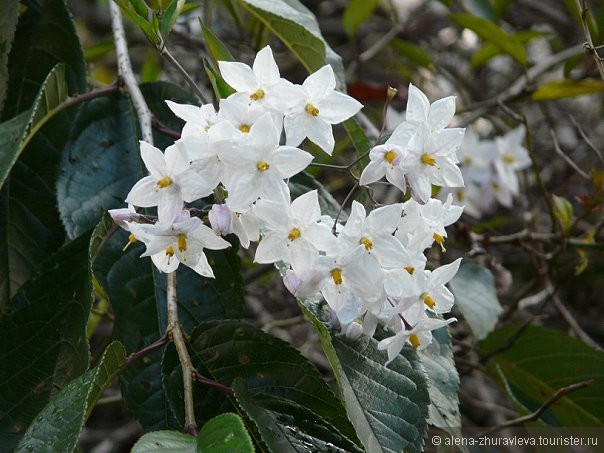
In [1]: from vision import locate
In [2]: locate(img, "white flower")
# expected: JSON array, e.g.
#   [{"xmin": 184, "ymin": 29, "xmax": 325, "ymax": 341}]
[
  {"xmin": 208, "ymin": 203, "xmax": 259, "ymax": 248},
  {"xmin": 284, "ymin": 64, "xmax": 362, "ymax": 154},
  {"xmin": 125, "ymin": 141, "xmax": 216, "ymax": 222},
  {"xmin": 222, "ymin": 114, "xmax": 313, "ymax": 211},
  {"xmin": 254, "ymin": 188, "xmax": 336, "ymax": 272},
  {"xmin": 217, "ymin": 96, "xmax": 280, "ymax": 135},
  {"xmin": 129, "ymin": 212, "xmax": 230, "ymax": 277},
  {"xmin": 165, "ymin": 101, "xmax": 217, "ymax": 138},
  {"xmin": 413, "ymin": 258, "xmax": 462, "ymax": 314},
  {"xmin": 493, "ymin": 126, "xmax": 531, "ymax": 194},
  {"xmin": 218, "ymin": 45, "xmax": 302, "ymax": 112},
  {"xmin": 458, "ymin": 128, "xmax": 496, "ymax": 185},
  {"xmin": 405, "ymin": 83, "xmax": 456, "ymax": 132}
]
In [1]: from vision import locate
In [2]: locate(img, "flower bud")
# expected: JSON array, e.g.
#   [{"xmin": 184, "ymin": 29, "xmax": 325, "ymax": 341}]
[
  {"xmin": 109, "ymin": 205, "xmax": 140, "ymax": 229},
  {"xmin": 345, "ymin": 322, "xmax": 363, "ymax": 341},
  {"xmin": 209, "ymin": 204, "xmax": 231, "ymax": 235},
  {"xmin": 283, "ymin": 269, "xmax": 302, "ymax": 295}
]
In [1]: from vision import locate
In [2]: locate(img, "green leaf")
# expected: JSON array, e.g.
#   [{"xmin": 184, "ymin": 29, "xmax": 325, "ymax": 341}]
[
  {"xmin": 480, "ymin": 324, "xmax": 604, "ymax": 426},
  {"xmin": 449, "ymin": 262, "xmax": 502, "ymax": 341},
  {"xmin": 289, "ymin": 172, "xmax": 343, "ymax": 219},
  {"xmin": 204, "ymin": 59, "xmax": 236, "ymax": 100},
  {"xmin": 0, "ymin": 232, "xmax": 92, "ymax": 451},
  {"xmin": 449, "ymin": 13, "xmax": 527, "ymax": 65},
  {"xmin": 56, "ymin": 82, "xmax": 195, "ymax": 239},
  {"xmin": 390, "ymin": 39, "xmax": 433, "ymax": 69},
  {"xmin": 461, "ymin": 0, "xmax": 496, "ymax": 20},
  {"xmin": 132, "ymin": 431, "xmax": 196, "ymax": 453},
  {"xmin": 160, "ymin": 0, "xmax": 186, "ymax": 36},
  {"xmin": 0, "ymin": 64, "xmax": 68, "ymax": 189},
  {"xmin": 15, "ymin": 341, "xmax": 126, "ymax": 453},
  {"xmin": 471, "ymin": 30, "xmax": 546, "ymax": 68},
  {"xmin": 552, "ymin": 194, "xmax": 574, "ymax": 233},
  {"xmin": 200, "ymin": 20, "xmax": 235, "ymax": 64},
  {"xmin": 299, "ymin": 301, "xmax": 430, "ymax": 453},
  {"xmin": 197, "ymin": 413, "xmax": 254, "ymax": 453},
  {"xmin": 343, "ymin": 117, "xmax": 371, "ymax": 169},
  {"xmin": 238, "ymin": 0, "xmax": 346, "ymax": 89},
  {"xmin": 114, "ymin": 0, "xmax": 161, "ymax": 45},
  {"xmin": 532, "ymin": 79, "xmax": 604, "ymax": 101},
  {"xmin": 2, "ymin": 0, "xmax": 87, "ymax": 120},
  {"xmin": 418, "ymin": 326, "xmax": 461, "ymax": 433},
  {"xmin": 188, "ymin": 320, "xmax": 361, "ymax": 452},
  {"xmin": 0, "ymin": 0, "xmax": 19, "ymax": 113},
  {"xmin": 342, "ymin": 0, "xmax": 380, "ymax": 36}
]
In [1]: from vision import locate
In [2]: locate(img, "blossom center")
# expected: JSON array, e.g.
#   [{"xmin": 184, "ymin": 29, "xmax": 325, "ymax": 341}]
[
  {"xmin": 239, "ymin": 124, "xmax": 251, "ymax": 133},
  {"xmin": 177, "ymin": 233, "xmax": 187, "ymax": 252},
  {"xmin": 157, "ymin": 176, "xmax": 173, "ymax": 188},
  {"xmin": 330, "ymin": 268, "xmax": 343, "ymax": 285},
  {"xmin": 433, "ymin": 233, "xmax": 446, "ymax": 252},
  {"xmin": 360, "ymin": 236, "xmax": 373, "ymax": 250},
  {"xmin": 257, "ymin": 161, "xmax": 270, "ymax": 171},
  {"xmin": 384, "ymin": 150, "xmax": 398, "ymax": 164},
  {"xmin": 409, "ymin": 334, "xmax": 420, "ymax": 349},
  {"xmin": 456, "ymin": 190, "xmax": 464, "ymax": 202},
  {"xmin": 404, "ymin": 266, "xmax": 415, "ymax": 275},
  {"xmin": 250, "ymin": 89, "xmax": 265, "ymax": 101},
  {"xmin": 421, "ymin": 153, "xmax": 437, "ymax": 166},
  {"xmin": 421, "ymin": 292, "xmax": 436, "ymax": 309},
  {"xmin": 123, "ymin": 234, "xmax": 137, "ymax": 251},
  {"xmin": 503, "ymin": 154, "xmax": 515, "ymax": 164},
  {"xmin": 305, "ymin": 104, "xmax": 320, "ymax": 117},
  {"xmin": 165, "ymin": 245, "xmax": 175, "ymax": 257},
  {"xmin": 288, "ymin": 228, "xmax": 301, "ymax": 241}
]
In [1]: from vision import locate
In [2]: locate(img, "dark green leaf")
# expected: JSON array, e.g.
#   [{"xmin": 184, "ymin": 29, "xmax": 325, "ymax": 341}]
[
  {"xmin": 532, "ymin": 79, "xmax": 604, "ymax": 101},
  {"xmin": 289, "ymin": 172, "xmax": 342, "ymax": 219},
  {"xmin": 418, "ymin": 326, "xmax": 461, "ymax": 433},
  {"xmin": 449, "ymin": 13, "xmax": 527, "ymax": 65},
  {"xmin": 390, "ymin": 39, "xmax": 433, "ymax": 69},
  {"xmin": 461, "ymin": 0, "xmax": 496, "ymax": 20},
  {"xmin": 471, "ymin": 30, "xmax": 547, "ymax": 68},
  {"xmin": 2, "ymin": 0, "xmax": 87, "ymax": 120},
  {"xmin": 200, "ymin": 20, "xmax": 235, "ymax": 64},
  {"xmin": 299, "ymin": 301, "xmax": 430, "ymax": 453},
  {"xmin": 160, "ymin": 0, "xmax": 186, "ymax": 36},
  {"xmin": 197, "ymin": 413, "xmax": 254, "ymax": 453},
  {"xmin": 342, "ymin": 0, "xmax": 380, "ymax": 36},
  {"xmin": 15, "ymin": 341, "xmax": 126, "ymax": 453},
  {"xmin": 449, "ymin": 262, "xmax": 502, "ymax": 340},
  {"xmin": 188, "ymin": 320, "xmax": 361, "ymax": 452},
  {"xmin": 343, "ymin": 118, "xmax": 371, "ymax": 169},
  {"xmin": 0, "ymin": 0, "xmax": 19, "ymax": 113},
  {"xmin": 114, "ymin": 0, "xmax": 161, "ymax": 45},
  {"xmin": 480, "ymin": 324, "xmax": 604, "ymax": 426},
  {"xmin": 131, "ymin": 430, "xmax": 196, "ymax": 453},
  {"xmin": 0, "ymin": 232, "xmax": 92, "ymax": 451},
  {"xmin": 238, "ymin": 0, "xmax": 346, "ymax": 89},
  {"xmin": 204, "ymin": 59, "xmax": 236, "ymax": 100}
]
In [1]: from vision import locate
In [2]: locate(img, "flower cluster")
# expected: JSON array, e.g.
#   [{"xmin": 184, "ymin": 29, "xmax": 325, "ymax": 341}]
[
  {"xmin": 111, "ymin": 46, "xmax": 466, "ymax": 361},
  {"xmin": 439, "ymin": 126, "xmax": 531, "ymax": 218}
]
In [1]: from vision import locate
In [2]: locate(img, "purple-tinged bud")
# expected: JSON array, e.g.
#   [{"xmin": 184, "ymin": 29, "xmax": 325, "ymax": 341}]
[
  {"xmin": 109, "ymin": 205, "xmax": 140, "ymax": 229},
  {"xmin": 283, "ymin": 269, "xmax": 302, "ymax": 295},
  {"xmin": 345, "ymin": 322, "xmax": 363, "ymax": 341},
  {"xmin": 209, "ymin": 204, "xmax": 231, "ymax": 235}
]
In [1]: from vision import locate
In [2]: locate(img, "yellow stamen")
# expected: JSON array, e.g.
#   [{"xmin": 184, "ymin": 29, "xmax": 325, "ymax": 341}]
[
  {"xmin": 433, "ymin": 233, "xmax": 446, "ymax": 252},
  {"xmin": 288, "ymin": 228, "xmax": 301, "ymax": 241},
  {"xmin": 503, "ymin": 154, "xmax": 515, "ymax": 164},
  {"xmin": 422, "ymin": 293, "xmax": 436, "ymax": 309},
  {"xmin": 463, "ymin": 156, "xmax": 473, "ymax": 165},
  {"xmin": 456, "ymin": 190, "xmax": 464, "ymax": 202},
  {"xmin": 492, "ymin": 181, "xmax": 500, "ymax": 190},
  {"xmin": 250, "ymin": 89, "xmax": 265, "ymax": 101},
  {"xmin": 122, "ymin": 234, "xmax": 137, "ymax": 251},
  {"xmin": 384, "ymin": 150, "xmax": 398, "ymax": 164},
  {"xmin": 257, "ymin": 161, "xmax": 270, "ymax": 171},
  {"xmin": 404, "ymin": 266, "xmax": 415, "ymax": 275},
  {"xmin": 165, "ymin": 245, "xmax": 174, "ymax": 257},
  {"xmin": 360, "ymin": 237, "xmax": 373, "ymax": 251},
  {"xmin": 330, "ymin": 268, "xmax": 343, "ymax": 285},
  {"xmin": 157, "ymin": 176, "xmax": 173, "ymax": 188},
  {"xmin": 421, "ymin": 153, "xmax": 437, "ymax": 166},
  {"xmin": 305, "ymin": 103, "xmax": 320, "ymax": 117},
  {"xmin": 239, "ymin": 124, "xmax": 250, "ymax": 133},
  {"xmin": 409, "ymin": 334, "xmax": 420, "ymax": 349},
  {"xmin": 177, "ymin": 233, "xmax": 187, "ymax": 252}
]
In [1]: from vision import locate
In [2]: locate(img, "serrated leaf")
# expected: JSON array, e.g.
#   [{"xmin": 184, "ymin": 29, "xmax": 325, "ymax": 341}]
[
  {"xmin": 197, "ymin": 412, "xmax": 254, "ymax": 453},
  {"xmin": 289, "ymin": 171, "xmax": 343, "ymax": 219},
  {"xmin": 450, "ymin": 13, "xmax": 527, "ymax": 65},
  {"xmin": 2, "ymin": 0, "xmax": 87, "ymax": 120},
  {"xmin": 418, "ymin": 326, "xmax": 461, "ymax": 433},
  {"xmin": 57, "ymin": 82, "xmax": 195, "ymax": 239},
  {"xmin": 0, "ymin": 233, "xmax": 92, "ymax": 451},
  {"xmin": 532, "ymin": 79, "xmax": 604, "ymax": 101},
  {"xmin": 187, "ymin": 320, "xmax": 361, "ymax": 452},
  {"xmin": 479, "ymin": 324, "xmax": 604, "ymax": 426},
  {"xmin": 299, "ymin": 301, "xmax": 430, "ymax": 453},
  {"xmin": 342, "ymin": 0, "xmax": 380, "ymax": 36},
  {"xmin": 132, "ymin": 430, "xmax": 196, "ymax": 453},
  {"xmin": 0, "ymin": 0, "xmax": 19, "ymax": 113},
  {"xmin": 238, "ymin": 0, "xmax": 346, "ymax": 89},
  {"xmin": 449, "ymin": 262, "xmax": 502, "ymax": 341},
  {"xmin": 552, "ymin": 194, "xmax": 574, "ymax": 233},
  {"xmin": 15, "ymin": 341, "xmax": 126, "ymax": 453}
]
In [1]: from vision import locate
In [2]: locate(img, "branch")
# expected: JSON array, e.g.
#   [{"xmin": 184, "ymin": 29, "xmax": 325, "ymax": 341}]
[
  {"xmin": 109, "ymin": 1, "xmax": 154, "ymax": 144},
  {"xmin": 578, "ymin": 0, "xmax": 604, "ymax": 80},
  {"xmin": 193, "ymin": 372, "xmax": 234, "ymax": 396},
  {"xmin": 477, "ymin": 379, "xmax": 595, "ymax": 437},
  {"xmin": 126, "ymin": 331, "xmax": 170, "ymax": 365},
  {"xmin": 159, "ymin": 43, "xmax": 212, "ymax": 104}
]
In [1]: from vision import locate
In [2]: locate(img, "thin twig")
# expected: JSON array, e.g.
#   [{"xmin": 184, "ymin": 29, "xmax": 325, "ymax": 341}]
[
  {"xmin": 193, "ymin": 372, "xmax": 234, "ymax": 396},
  {"xmin": 570, "ymin": 114, "xmax": 604, "ymax": 165},
  {"xmin": 477, "ymin": 379, "xmax": 595, "ymax": 437},
  {"xmin": 550, "ymin": 129, "xmax": 589, "ymax": 179},
  {"xmin": 109, "ymin": 1, "xmax": 154, "ymax": 144},
  {"xmin": 551, "ymin": 294, "xmax": 601, "ymax": 349},
  {"xmin": 166, "ymin": 272, "xmax": 199, "ymax": 436},
  {"xmin": 160, "ymin": 43, "xmax": 212, "ymax": 104},
  {"xmin": 126, "ymin": 331, "xmax": 170, "ymax": 365},
  {"xmin": 152, "ymin": 117, "xmax": 181, "ymax": 140},
  {"xmin": 578, "ymin": 0, "xmax": 604, "ymax": 80}
]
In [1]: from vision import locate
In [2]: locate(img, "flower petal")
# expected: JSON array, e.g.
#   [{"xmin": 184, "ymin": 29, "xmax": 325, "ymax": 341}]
[
  {"xmin": 405, "ymin": 83, "xmax": 430, "ymax": 123},
  {"xmin": 428, "ymin": 96, "xmax": 456, "ymax": 131}
]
